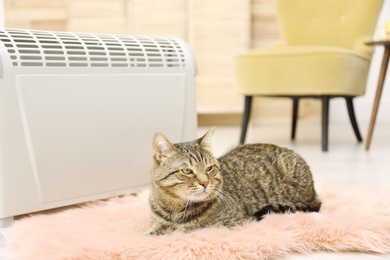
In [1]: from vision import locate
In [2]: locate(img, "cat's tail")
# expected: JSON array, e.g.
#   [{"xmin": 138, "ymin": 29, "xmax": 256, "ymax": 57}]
[{"xmin": 253, "ymin": 194, "xmax": 321, "ymax": 221}]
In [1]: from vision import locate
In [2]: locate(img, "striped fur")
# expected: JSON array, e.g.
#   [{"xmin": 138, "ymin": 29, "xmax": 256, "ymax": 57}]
[{"xmin": 146, "ymin": 127, "xmax": 321, "ymax": 235}]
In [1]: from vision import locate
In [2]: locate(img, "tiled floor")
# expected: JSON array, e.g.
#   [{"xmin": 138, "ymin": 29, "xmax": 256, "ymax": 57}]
[
  {"xmin": 198, "ymin": 121, "xmax": 390, "ymax": 259},
  {"xmin": 1, "ymin": 122, "xmax": 389, "ymax": 259}
]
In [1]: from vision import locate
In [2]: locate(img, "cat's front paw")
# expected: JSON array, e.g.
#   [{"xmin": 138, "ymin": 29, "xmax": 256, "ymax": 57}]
[
  {"xmin": 144, "ymin": 229, "xmax": 159, "ymax": 236},
  {"xmin": 176, "ymin": 225, "xmax": 197, "ymax": 234},
  {"xmin": 144, "ymin": 224, "xmax": 172, "ymax": 236}
]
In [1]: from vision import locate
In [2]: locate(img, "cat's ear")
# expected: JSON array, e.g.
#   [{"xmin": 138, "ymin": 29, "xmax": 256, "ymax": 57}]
[
  {"xmin": 153, "ymin": 133, "xmax": 177, "ymax": 162},
  {"xmin": 198, "ymin": 126, "xmax": 215, "ymax": 152}
]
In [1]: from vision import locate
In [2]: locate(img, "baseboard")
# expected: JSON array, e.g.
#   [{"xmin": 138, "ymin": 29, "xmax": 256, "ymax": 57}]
[{"xmin": 198, "ymin": 113, "xmax": 242, "ymax": 126}]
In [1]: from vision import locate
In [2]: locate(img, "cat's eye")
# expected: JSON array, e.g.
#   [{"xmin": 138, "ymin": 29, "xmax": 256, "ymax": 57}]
[
  {"xmin": 205, "ymin": 166, "xmax": 213, "ymax": 172},
  {"xmin": 182, "ymin": 168, "xmax": 193, "ymax": 175}
]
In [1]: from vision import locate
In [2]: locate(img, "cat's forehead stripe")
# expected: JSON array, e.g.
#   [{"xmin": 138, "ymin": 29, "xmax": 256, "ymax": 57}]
[{"xmin": 189, "ymin": 152, "xmax": 199, "ymax": 165}]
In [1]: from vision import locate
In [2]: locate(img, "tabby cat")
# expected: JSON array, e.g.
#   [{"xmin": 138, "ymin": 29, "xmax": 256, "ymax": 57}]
[{"xmin": 146, "ymin": 127, "xmax": 321, "ymax": 235}]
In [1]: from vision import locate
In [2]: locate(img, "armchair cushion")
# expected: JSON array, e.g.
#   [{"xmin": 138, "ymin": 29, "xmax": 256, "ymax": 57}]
[{"xmin": 235, "ymin": 45, "xmax": 371, "ymax": 96}]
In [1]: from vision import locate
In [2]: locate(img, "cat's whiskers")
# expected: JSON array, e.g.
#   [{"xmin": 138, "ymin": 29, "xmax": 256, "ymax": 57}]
[
  {"xmin": 182, "ymin": 197, "xmax": 191, "ymax": 219},
  {"xmin": 181, "ymin": 195, "xmax": 195, "ymax": 222},
  {"xmin": 172, "ymin": 194, "xmax": 193, "ymax": 219},
  {"xmin": 212, "ymin": 189, "xmax": 238, "ymax": 211},
  {"xmin": 169, "ymin": 198, "xmax": 183, "ymax": 222},
  {"xmin": 168, "ymin": 192, "xmax": 199, "ymax": 223}
]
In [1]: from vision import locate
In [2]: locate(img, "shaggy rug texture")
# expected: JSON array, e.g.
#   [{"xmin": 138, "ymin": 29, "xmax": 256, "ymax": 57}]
[{"xmin": 5, "ymin": 183, "xmax": 390, "ymax": 260}]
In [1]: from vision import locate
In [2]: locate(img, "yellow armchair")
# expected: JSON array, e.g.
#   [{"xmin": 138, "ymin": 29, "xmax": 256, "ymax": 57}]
[{"xmin": 235, "ymin": 0, "xmax": 383, "ymax": 151}]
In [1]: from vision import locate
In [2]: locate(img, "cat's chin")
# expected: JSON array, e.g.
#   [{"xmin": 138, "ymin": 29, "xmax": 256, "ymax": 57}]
[
  {"xmin": 192, "ymin": 193, "xmax": 210, "ymax": 201},
  {"xmin": 189, "ymin": 189, "xmax": 215, "ymax": 202},
  {"xmin": 176, "ymin": 187, "xmax": 216, "ymax": 202}
]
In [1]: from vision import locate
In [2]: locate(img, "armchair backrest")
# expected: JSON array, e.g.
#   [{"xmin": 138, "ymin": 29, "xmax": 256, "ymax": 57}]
[{"xmin": 276, "ymin": 0, "xmax": 383, "ymax": 56}]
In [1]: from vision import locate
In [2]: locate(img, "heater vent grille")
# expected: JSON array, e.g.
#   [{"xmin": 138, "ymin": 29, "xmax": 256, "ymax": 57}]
[{"xmin": 0, "ymin": 29, "xmax": 186, "ymax": 68}]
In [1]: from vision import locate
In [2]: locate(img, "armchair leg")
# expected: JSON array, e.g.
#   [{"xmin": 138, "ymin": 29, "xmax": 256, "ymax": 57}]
[
  {"xmin": 291, "ymin": 97, "xmax": 299, "ymax": 140},
  {"xmin": 345, "ymin": 97, "xmax": 363, "ymax": 142},
  {"xmin": 240, "ymin": 96, "xmax": 253, "ymax": 144},
  {"xmin": 321, "ymin": 96, "xmax": 330, "ymax": 152}
]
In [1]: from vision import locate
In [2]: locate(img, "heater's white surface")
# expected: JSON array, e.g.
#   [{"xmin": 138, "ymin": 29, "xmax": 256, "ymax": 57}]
[{"xmin": 0, "ymin": 29, "xmax": 197, "ymax": 227}]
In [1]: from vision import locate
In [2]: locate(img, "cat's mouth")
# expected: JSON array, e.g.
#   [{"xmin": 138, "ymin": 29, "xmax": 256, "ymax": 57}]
[{"xmin": 189, "ymin": 187, "xmax": 213, "ymax": 201}]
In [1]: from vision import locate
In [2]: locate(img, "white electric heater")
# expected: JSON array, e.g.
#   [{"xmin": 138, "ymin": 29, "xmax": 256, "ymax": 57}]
[{"xmin": 0, "ymin": 29, "xmax": 197, "ymax": 228}]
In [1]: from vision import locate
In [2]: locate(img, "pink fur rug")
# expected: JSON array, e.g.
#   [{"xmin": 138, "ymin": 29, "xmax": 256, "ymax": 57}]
[{"xmin": 5, "ymin": 183, "xmax": 390, "ymax": 259}]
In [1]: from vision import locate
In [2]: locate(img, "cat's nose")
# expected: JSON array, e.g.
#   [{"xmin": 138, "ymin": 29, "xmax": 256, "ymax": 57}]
[{"xmin": 200, "ymin": 181, "xmax": 209, "ymax": 188}]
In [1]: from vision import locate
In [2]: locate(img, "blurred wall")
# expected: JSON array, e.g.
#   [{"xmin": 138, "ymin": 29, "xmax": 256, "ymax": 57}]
[{"xmin": 0, "ymin": 0, "xmax": 4, "ymax": 28}]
